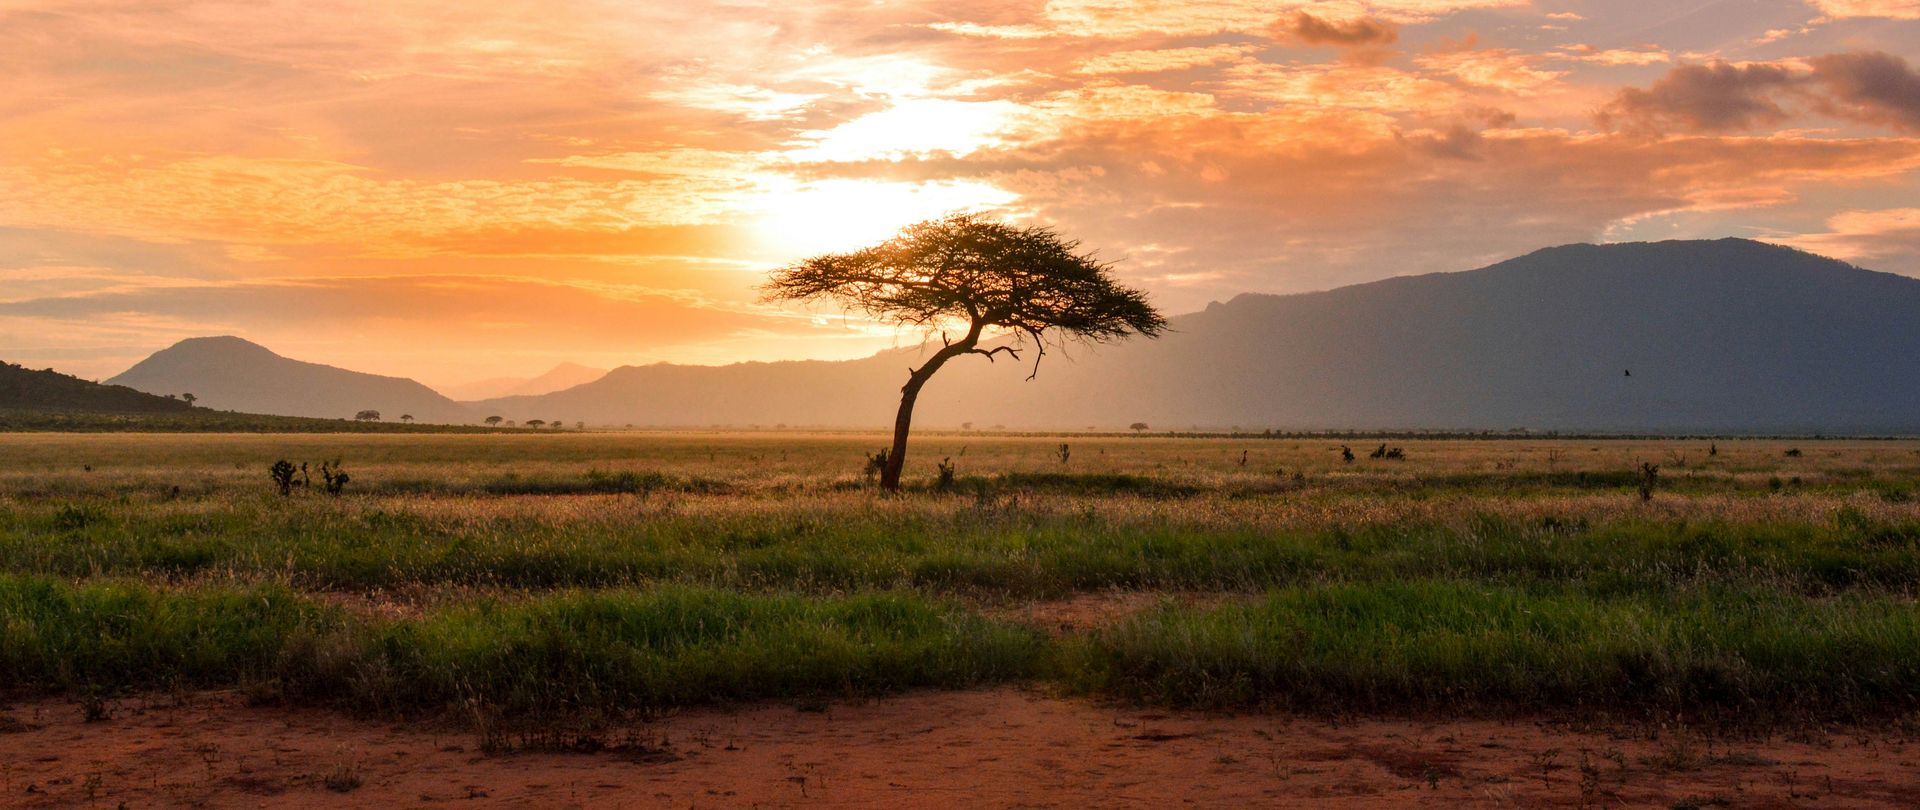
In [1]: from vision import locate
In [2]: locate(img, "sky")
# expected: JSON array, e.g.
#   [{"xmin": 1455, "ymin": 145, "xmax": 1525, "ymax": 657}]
[{"xmin": 2, "ymin": 0, "xmax": 1918, "ymax": 387}]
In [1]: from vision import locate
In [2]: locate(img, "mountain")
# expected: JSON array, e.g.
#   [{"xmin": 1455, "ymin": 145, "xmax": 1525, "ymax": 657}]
[
  {"xmin": 109, "ymin": 336, "xmax": 476, "ymax": 424},
  {"xmin": 474, "ymin": 239, "xmax": 1920, "ymax": 433},
  {"xmin": 1, "ymin": 361, "xmax": 195, "ymax": 414},
  {"xmin": 439, "ymin": 362, "xmax": 608, "ymax": 401}
]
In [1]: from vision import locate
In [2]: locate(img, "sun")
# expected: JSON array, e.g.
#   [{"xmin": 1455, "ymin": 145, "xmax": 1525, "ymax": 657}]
[{"xmin": 748, "ymin": 177, "xmax": 1018, "ymax": 258}]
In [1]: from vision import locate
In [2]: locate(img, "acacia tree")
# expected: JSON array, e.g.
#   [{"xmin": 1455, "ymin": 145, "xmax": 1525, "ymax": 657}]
[{"xmin": 764, "ymin": 214, "xmax": 1166, "ymax": 490}]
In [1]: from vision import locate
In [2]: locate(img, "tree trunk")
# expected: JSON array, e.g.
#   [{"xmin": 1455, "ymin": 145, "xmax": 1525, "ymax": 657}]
[
  {"xmin": 879, "ymin": 374, "xmax": 927, "ymax": 490},
  {"xmin": 879, "ymin": 332, "xmax": 982, "ymax": 491}
]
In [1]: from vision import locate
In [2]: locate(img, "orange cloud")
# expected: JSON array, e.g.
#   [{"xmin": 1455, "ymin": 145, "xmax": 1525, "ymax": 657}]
[
  {"xmin": 1807, "ymin": 0, "xmax": 1920, "ymax": 19},
  {"xmin": 1600, "ymin": 52, "xmax": 1920, "ymax": 134},
  {"xmin": 1776, "ymin": 208, "xmax": 1920, "ymax": 267},
  {"xmin": 5, "ymin": 0, "xmax": 1920, "ymax": 379},
  {"xmin": 1279, "ymin": 12, "xmax": 1400, "ymax": 47}
]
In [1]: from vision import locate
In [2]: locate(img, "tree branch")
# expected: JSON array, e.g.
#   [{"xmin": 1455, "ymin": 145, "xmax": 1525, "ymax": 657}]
[{"xmin": 969, "ymin": 345, "xmax": 1020, "ymax": 363}]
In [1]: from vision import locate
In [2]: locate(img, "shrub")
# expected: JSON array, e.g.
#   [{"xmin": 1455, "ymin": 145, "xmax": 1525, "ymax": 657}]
[
  {"xmin": 320, "ymin": 461, "xmax": 350, "ymax": 496},
  {"xmin": 269, "ymin": 460, "xmax": 298, "ymax": 496}
]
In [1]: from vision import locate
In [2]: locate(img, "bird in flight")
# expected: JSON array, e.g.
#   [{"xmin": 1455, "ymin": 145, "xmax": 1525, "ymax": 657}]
[{"xmin": 1624, "ymin": 369, "xmax": 1632, "ymax": 377}]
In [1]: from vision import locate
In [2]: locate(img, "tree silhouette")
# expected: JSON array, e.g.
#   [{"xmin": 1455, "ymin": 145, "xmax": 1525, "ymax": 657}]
[
  {"xmin": 764, "ymin": 214, "xmax": 1165, "ymax": 490},
  {"xmin": 1129, "ymin": 422, "xmax": 1148, "ymax": 432},
  {"xmin": 525, "ymin": 419, "xmax": 546, "ymax": 429},
  {"xmin": 484, "ymin": 415, "xmax": 503, "ymax": 427},
  {"xmin": 399, "ymin": 414, "xmax": 414, "ymax": 424},
  {"xmin": 353, "ymin": 409, "xmax": 381, "ymax": 422},
  {"xmin": 181, "ymin": 393, "xmax": 197, "ymax": 408}
]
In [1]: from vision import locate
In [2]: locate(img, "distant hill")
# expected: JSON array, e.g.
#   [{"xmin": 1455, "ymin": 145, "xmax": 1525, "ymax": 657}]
[
  {"xmin": 1, "ymin": 362, "xmax": 193, "ymax": 414},
  {"xmin": 440, "ymin": 362, "xmax": 607, "ymax": 401},
  {"xmin": 474, "ymin": 239, "xmax": 1920, "ymax": 434},
  {"xmin": 109, "ymin": 336, "xmax": 475, "ymax": 424},
  {"xmin": 0, "ymin": 360, "xmax": 500, "ymax": 432}
]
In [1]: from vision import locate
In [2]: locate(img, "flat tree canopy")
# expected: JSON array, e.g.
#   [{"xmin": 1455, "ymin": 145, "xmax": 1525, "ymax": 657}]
[{"xmin": 764, "ymin": 213, "xmax": 1165, "ymax": 489}]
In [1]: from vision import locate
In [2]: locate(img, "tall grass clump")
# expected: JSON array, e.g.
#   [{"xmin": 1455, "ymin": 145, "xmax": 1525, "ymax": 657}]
[
  {"xmin": 0, "ymin": 576, "xmax": 1041, "ymax": 715},
  {"xmin": 1057, "ymin": 581, "xmax": 1920, "ymax": 721},
  {"xmin": 0, "ymin": 574, "xmax": 348, "ymax": 692},
  {"xmin": 375, "ymin": 588, "xmax": 1040, "ymax": 713}
]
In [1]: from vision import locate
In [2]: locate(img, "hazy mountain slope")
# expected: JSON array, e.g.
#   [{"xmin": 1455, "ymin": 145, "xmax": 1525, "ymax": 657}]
[
  {"xmin": 109, "ymin": 336, "xmax": 475, "ymax": 424},
  {"xmin": 476, "ymin": 239, "xmax": 1920, "ymax": 433},
  {"xmin": 1, "ymin": 361, "xmax": 194, "ymax": 414},
  {"xmin": 441, "ymin": 362, "xmax": 608, "ymax": 401}
]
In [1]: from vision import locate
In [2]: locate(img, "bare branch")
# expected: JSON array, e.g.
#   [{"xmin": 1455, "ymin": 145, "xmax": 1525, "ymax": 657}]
[{"xmin": 970, "ymin": 345, "xmax": 1021, "ymax": 363}]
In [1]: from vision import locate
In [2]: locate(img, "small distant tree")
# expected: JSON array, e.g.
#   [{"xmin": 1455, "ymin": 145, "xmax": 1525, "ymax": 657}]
[
  {"xmin": 548, "ymin": 418, "xmax": 561, "ymax": 429},
  {"xmin": 763, "ymin": 214, "xmax": 1165, "ymax": 490},
  {"xmin": 1129, "ymin": 422, "xmax": 1148, "ymax": 432},
  {"xmin": 354, "ymin": 409, "xmax": 381, "ymax": 422},
  {"xmin": 575, "ymin": 421, "xmax": 585, "ymax": 430},
  {"xmin": 399, "ymin": 414, "xmax": 414, "ymax": 424},
  {"xmin": 525, "ymin": 419, "xmax": 546, "ymax": 429},
  {"xmin": 484, "ymin": 415, "xmax": 503, "ymax": 427},
  {"xmin": 181, "ymin": 393, "xmax": 197, "ymax": 408}
]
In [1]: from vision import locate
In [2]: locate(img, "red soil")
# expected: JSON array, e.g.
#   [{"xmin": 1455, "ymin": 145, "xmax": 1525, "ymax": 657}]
[{"xmin": 5, "ymin": 690, "xmax": 1918, "ymax": 808}]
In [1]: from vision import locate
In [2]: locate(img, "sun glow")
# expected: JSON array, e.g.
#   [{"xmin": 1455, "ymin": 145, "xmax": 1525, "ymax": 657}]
[
  {"xmin": 783, "ymin": 99, "xmax": 1025, "ymax": 163},
  {"xmin": 749, "ymin": 177, "xmax": 1018, "ymax": 258}
]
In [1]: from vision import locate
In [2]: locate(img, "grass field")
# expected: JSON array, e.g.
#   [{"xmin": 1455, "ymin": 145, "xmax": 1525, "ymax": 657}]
[{"xmin": 5, "ymin": 431, "xmax": 1920, "ymax": 727}]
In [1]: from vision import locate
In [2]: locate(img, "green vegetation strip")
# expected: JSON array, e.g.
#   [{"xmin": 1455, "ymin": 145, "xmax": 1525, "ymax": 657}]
[
  {"xmin": 5, "ymin": 575, "xmax": 1920, "ymax": 720},
  {"xmin": 8, "ymin": 500, "xmax": 1920, "ymax": 596},
  {"xmin": 1059, "ymin": 582, "xmax": 1920, "ymax": 719},
  {"xmin": 0, "ymin": 576, "xmax": 1039, "ymax": 714}
]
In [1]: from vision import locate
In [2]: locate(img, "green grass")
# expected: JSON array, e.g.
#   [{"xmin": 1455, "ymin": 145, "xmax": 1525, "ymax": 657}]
[
  {"xmin": 1059, "ymin": 581, "xmax": 1920, "ymax": 720},
  {"xmin": 5, "ymin": 432, "xmax": 1920, "ymax": 723},
  {"xmin": 0, "ymin": 576, "xmax": 1041, "ymax": 714},
  {"xmin": 7, "ymin": 574, "xmax": 1919, "ymax": 721},
  {"xmin": 5, "ymin": 496, "xmax": 1920, "ymax": 596}
]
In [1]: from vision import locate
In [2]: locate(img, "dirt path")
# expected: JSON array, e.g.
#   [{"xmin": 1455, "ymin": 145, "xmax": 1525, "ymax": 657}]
[{"xmin": 4, "ymin": 689, "xmax": 1917, "ymax": 808}]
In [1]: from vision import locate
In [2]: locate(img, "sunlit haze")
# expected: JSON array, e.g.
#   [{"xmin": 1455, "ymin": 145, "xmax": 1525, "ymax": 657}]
[{"xmin": 3, "ymin": 0, "xmax": 1918, "ymax": 387}]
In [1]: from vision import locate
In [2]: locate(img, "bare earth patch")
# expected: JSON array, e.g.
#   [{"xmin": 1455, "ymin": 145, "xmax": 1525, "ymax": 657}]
[{"xmin": 5, "ymin": 690, "xmax": 1919, "ymax": 808}]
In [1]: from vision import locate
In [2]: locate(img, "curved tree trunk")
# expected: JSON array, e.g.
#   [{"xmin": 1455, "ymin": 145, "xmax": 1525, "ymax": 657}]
[
  {"xmin": 879, "ymin": 331, "xmax": 979, "ymax": 491},
  {"xmin": 879, "ymin": 375, "xmax": 926, "ymax": 490}
]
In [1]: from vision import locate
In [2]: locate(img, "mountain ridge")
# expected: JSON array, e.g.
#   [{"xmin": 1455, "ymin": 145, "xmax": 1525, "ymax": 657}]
[
  {"xmin": 102, "ymin": 239, "xmax": 1920, "ymax": 433},
  {"xmin": 441, "ymin": 362, "xmax": 609, "ymax": 401},
  {"xmin": 469, "ymin": 238, "xmax": 1920, "ymax": 432},
  {"xmin": 108, "ymin": 336, "xmax": 475, "ymax": 424}
]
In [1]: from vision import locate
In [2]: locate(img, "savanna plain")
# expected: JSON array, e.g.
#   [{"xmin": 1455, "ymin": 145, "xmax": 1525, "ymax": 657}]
[{"xmin": 6, "ymin": 432, "xmax": 1920, "ymax": 807}]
